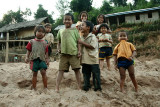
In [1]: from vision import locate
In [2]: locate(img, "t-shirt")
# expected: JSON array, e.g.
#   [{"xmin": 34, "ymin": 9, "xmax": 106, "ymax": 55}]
[
  {"xmin": 97, "ymin": 33, "xmax": 112, "ymax": 48},
  {"xmin": 81, "ymin": 33, "xmax": 99, "ymax": 64},
  {"xmin": 113, "ymin": 40, "xmax": 136, "ymax": 59},
  {"xmin": 57, "ymin": 27, "xmax": 80, "ymax": 55},
  {"xmin": 26, "ymin": 39, "xmax": 48, "ymax": 61}
]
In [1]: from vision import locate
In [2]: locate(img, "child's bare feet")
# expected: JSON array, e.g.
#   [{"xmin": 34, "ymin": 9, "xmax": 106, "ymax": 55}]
[
  {"xmin": 31, "ymin": 86, "xmax": 37, "ymax": 91},
  {"xmin": 56, "ymin": 87, "xmax": 59, "ymax": 93},
  {"xmin": 43, "ymin": 88, "xmax": 50, "ymax": 94}
]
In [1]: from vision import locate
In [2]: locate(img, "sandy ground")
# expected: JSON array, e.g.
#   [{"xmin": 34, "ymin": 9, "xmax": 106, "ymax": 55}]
[{"xmin": 0, "ymin": 58, "xmax": 160, "ymax": 107}]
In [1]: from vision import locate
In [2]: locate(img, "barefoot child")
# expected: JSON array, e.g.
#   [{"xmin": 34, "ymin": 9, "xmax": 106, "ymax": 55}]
[
  {"xmin": 56, "ymin": 13, "xmax": 81, "ymax": 92},
  {"xmin": 113, "ymin": 31, "xmax": 138, "ymax": 92},
  {"xmin": 97, "ymin": 23, "xmax": 113, "ymax": 70},
  {"xmin": 79, "ymin": 21, "xmax": 101, "ymax": 91},
  {"xmin": 25, "ymin": 25, "xmax": 49, "ymax": 90}
]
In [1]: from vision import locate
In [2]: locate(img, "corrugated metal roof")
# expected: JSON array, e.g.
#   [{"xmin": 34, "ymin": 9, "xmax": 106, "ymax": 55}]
[
  {"xmin": 54, "ymin": 24, "xmax": 76, "ymax": 30},
  {"xmin": 105, "ymin": 6, "xmax": 160, "ymax": 17},
  {"xmin": 0, "ymin": 17, "xmax": 48, "ymax": 32}
]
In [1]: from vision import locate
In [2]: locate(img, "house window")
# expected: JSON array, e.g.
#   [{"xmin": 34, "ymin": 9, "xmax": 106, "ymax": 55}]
[
  {"xmin": 136, "ymin": 14, "xmax": 140, "ymax": 20},
  {"xmin": 148, "ymin": 12, "xmax": 152, "ymax": 18}
]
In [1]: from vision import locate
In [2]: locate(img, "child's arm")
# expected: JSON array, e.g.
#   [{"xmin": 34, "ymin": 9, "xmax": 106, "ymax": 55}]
[
  {"xmin": 113, "ymin": 55, "xmax": 118, "ymax": 71},
  {"xmin": 25, "ymin": 50, "xmax": 31, "ymax": 63},
  {"xmin": 78, "ymin": 39, "xmax": 94, "ymax": 49},
  {"xmin": 129, "ymin": 50, "xmax": 137, "ymax": 61},
  {"xmin": 57, "ymin": 41, "xmax": 61, "ymax": 53},
  {"xmin": 77, "ymin": 38, "xmax": 81, "ymax": 58}
]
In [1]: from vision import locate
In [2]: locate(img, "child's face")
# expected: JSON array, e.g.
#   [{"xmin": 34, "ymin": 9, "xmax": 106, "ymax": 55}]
[
  {"xmin": 81, "ymin": 22, "xmax": 89, "ymax": 33},
  {"xmin": 63, "ymin": 15, "xmax": 73, "ymax": 28},
  {"xmin": 118, "ymin": 32, "xmax": 128, "ymax": 41},
  {"xmin": 98, "ymin": 15, "xmax": 104, "ymax": 24},
  {"xmin": 100, "ymin": 26, "xmax": 107, "ymax": 34},
  {"xmin": 45, "ymin": 26, "xmax": 51, "ymax": 33},
  {"xmin": 36, "ymin": 28, "xmax": 45, "ymax": 39},
  {"xmin": 81, "ymin": 13, "xmax": 87, "ymax": 22}
]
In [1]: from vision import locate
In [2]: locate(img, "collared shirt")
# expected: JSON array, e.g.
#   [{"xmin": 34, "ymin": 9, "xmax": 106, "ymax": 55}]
[
  {"xmin": 97, "ymin": 33, "xmax": 112, "ymax": 48},
  {"xmin": 57, "ymin": 27, "xmax": 80, "ymax": 55},
  {"xmin": 81, "ymin": 33, "xmax": 99, "ymax": 64},
  {"xmin": 113, "ymin": 40, "xmax": 136, "ymax": 59}
]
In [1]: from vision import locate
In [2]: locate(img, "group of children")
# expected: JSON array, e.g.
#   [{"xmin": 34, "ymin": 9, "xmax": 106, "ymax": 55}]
[{"xmin": 25, "ymin": 11, "xmax": 138, "ymax": 93}]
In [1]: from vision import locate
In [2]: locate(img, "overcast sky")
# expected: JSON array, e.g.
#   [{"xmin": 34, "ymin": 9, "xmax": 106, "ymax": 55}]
[{"xmin": 0, "ymin": 0, "xmax": 133, "ymax": 21}]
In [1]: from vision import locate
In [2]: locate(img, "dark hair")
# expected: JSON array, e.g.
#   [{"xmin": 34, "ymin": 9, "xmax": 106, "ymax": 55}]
[
  {"xmin": 97, "ymin": 14, "xmax": 106, "ymax": 24},
  {"xmin": 78, "ymin": 11, "xmax": 88, "ymax": 21},
  {"xmin": 44, "ymin": 23, "xmax": 52, "ymax": 27},
  {"xmin": 97, "ymin": 23, "xmax": 109, "ymax": 33},
  {"xmin": 65, "ymin": 13, "xmax": 74, "ymax": 21},
  {"xmin": 119, "ymin": 31, "xmax": 128, "ymax": 37},
  {"xmin": 84, "ymin": 21, "xmax": 93, "ymax": 33},
  {"xmin": 34, "ymin": 25, "xmax": 45, "ymax": 36}
]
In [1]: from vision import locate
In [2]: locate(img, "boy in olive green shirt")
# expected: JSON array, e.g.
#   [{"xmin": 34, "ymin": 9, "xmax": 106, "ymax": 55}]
[{"xmin": 56, "ymin": 13, "xmax": 81, "ymax": 92}]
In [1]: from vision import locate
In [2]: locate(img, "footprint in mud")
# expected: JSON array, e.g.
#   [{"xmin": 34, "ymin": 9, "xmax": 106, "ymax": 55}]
[
  {"xmin": 17, "ymin": 80, "xmax": 32, "ymax": 88},
  {"xmin": 1, "ymin": 82, "xmax": 8, "ymax": 87}
]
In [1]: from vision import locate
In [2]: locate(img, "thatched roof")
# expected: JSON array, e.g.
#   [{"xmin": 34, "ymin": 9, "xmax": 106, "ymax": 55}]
[{"xmin": 0, "ymin": 17, "xmax": 48, "ymax": 32}]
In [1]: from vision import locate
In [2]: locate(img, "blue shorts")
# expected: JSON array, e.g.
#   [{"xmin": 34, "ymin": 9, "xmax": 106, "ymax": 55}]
[
  {"xmin": 117, "ymin": 59, "xmax": 134, "ymax": 69},
  {"xmin": 99, "ymin": 47, "xmax": 112, "ymax": 59}
]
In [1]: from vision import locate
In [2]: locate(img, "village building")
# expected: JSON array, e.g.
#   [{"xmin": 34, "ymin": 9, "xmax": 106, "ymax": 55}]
[{"xmin": 105, "ymin": 6, "xmax": 160, "ymax": 26}]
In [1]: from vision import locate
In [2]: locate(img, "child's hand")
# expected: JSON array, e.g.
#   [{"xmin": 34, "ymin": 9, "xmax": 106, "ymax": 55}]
[
  {"xmin": 128, "ymin": 56, "xmax": 133, "ymax": 61},
  {"xmin": 77, "ymin": 51, "xmax": 81, "ymax": 58},
  {"xmin": 78, "ymin": 39, "xmax": 83, "ymax": 44},
  {"xmin": 114, "ymin": 65, "xmax": 118, "ymax": 71},
  {"xmin": 25, "ymin": 58, "xmax": 29, "ymax": 63},
  {"xmin": 57, "ymin": 49, "xmax": 61, "ymax": 53},
  {"xmin": 45, "ymin": 59, "xmax": 49, "ymax": 66}
]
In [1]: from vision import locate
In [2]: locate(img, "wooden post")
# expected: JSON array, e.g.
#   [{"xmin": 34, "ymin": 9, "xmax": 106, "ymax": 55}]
[
  {"xmin": 107, "ymin": 18, "xmax": 110, "ymax": 26},
  {"xmin": 5, "ymin": 32, "xmax": 9, "ymax": 63},
  {"xmin": 117, "ymin": 17, "xmax": 120, "ymax": 26}
]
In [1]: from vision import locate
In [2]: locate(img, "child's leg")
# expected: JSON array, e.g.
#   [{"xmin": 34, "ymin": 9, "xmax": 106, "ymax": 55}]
[
  {"xmin": 106, "ymin": 57, "xmax": 111, "ymax": 71},
  {"xmin": 40, "ymin": 69, "xmax": 47, "ymax": 88},
  {"xmin": 128, "ymin": 65, "xmax": 138, "ymax": 92},
  {"xmin": 56, "ymin": 70, "xmax": 64, "ymax": 92},
  {"xmin": 99, "ymin": 59, "xmax": 104, "ymax": 70},
  {"xmin": 92, "ymin": 64, "xmax": 101, "ymax": 91},
  {"xmin": 74, "ymin": 69, "xmax": 81, "ymax": 90},
  {"xmin": 119, "ymin": 67, "xmax": 126, "ymax": 92},
  {"xmin": 32, "ymin": 71, "xmax": 38, "ymax": 90}
]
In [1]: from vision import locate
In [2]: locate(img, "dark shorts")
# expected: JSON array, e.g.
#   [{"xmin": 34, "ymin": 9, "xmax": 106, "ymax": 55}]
[
  {"xmin": 117, "ymin": 58, "xmax": 134, "ymax": 69},
  {"xmin": 99, "ymin": 47, "xmax": 113, "ymax": 59},
  {"xmin": 30, "ymin": 58, "xmax": 47, "ymax": 72}
]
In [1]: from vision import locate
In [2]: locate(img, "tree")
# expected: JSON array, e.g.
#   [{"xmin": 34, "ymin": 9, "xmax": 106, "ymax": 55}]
[
  {"xmin": 70, "ymin": 0, "xmax": 93, "ymax": 13},
  {"xmin": 34, "ymin": 4, "xmax": 54, "ymax": 24},
  {"xmin": 100, "ymin": 0, "xmax": 113, "ymax": 14},
  {"xmin": 110, "ymin": 0, "xmax": 127, "ymax": 7},
  {"xmin": 135, "ymin": 0, "xmax": 148, "ymax": 9},
  {"xmin": 0, "ymin": 8, "xmax": 28, "ymax": 27},
  {"xmin": 148, "ymin": 0, "xmax": 160, "ymax": 7},
  {"xmin": 56, "ymin": 0, "xmax": 70, "ymax": 15}
]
